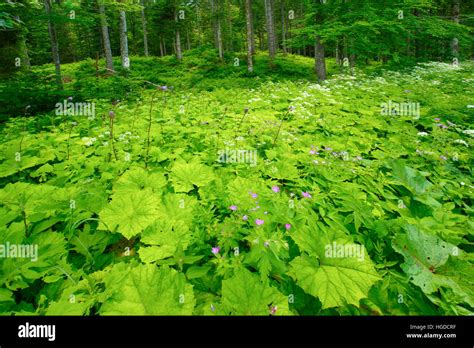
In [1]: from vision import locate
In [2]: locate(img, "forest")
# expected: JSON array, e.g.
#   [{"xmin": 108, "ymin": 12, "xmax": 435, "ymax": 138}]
[{"xmin": 0, "ymin": 0, "xmax": 473, "ymax": 318}]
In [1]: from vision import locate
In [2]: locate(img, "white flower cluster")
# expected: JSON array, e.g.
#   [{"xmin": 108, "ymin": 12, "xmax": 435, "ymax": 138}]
[
  {"xmin": 453, "ymin": 139, "xmax": 469, "ymax": 147},
  {"xmin": 82, "ymin": 137, "xmax": 97, "ymax": 147}
]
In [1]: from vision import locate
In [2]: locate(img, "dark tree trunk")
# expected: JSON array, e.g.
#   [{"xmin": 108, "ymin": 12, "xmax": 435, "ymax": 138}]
[
  {"xmin": 44, "ymin": 0, "xmax": 63, "ymax": 89},
  {"xmin": 245, "ymin": 0, "xmax": 254, "ymax": 72}
]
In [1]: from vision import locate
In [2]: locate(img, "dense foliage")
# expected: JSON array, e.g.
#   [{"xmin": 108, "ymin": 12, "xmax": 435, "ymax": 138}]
[{"xmin": 0, "ymin": 51, "xmax": 472, "ymax": 315}]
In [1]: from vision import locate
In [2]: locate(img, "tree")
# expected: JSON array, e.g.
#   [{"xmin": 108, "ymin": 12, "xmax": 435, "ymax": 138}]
[
  {"xmin": 175, "ymin": 7, "xmax": 183, "ymax": 61},
  {"xmin": 211, "ymin": 0, "xmax": 223, "ymax": 60},
  {"xmin": 280, "ymin": 0, "xmax": 287, "ymax": 56},
  {"xmin": 451, "ymin": 0, "xmax": 460, "ymax": 58},
  {"xmin": 245, "ymin": 0, "xmax": 254, "ymax": 72},
  {"xmin": 119, "ymin": 9, "xmax": 130, "ymax": 69},
  {"xmin": 43, "ymin": 0, "xmax": 63, "ymax": 89},
  {"xmin": 99, "ymin": 1, "xmax": 114, "ymax": 72},
  {"xmin": 140, "ymin": 0, "xmax": 149, "ymax": 57},
  {"xmin": 314, "ymin": 35, "xmax": 326, "ymax": 81},
  {"xmin": 264, "ymin": 0, "xmax": 277, "ymax": 66}
]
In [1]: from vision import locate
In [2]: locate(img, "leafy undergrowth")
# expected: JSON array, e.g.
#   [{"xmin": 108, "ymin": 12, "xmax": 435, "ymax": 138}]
[{"xmin": 0, "ymin": 58, "xmax": 473, "ymax": 316}]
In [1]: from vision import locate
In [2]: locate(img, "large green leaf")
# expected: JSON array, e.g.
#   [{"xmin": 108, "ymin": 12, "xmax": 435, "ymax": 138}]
[
  {"xmin": 392, "ymin": 225, "xmax": 474, "ymax": 307},
  {"xmin": 221, "ymin": 267, "xmax": 291, "ymax": 315},
  {"xmin": 289, "ymin": 218, "xmax": 380, "ymax": 309},
  {"xmin": 113, "ymin": 167, "xmax": 167, "ymax": 194},
  {"xmin": 98, "ymin": 189, "xmax": 161, "ymax": 239},
  {"xmin": 389, "ymin": 160, "xmax": 433, "ymax": 195},
  {"xmin": 170, "ymin": 159, "xmax": 215, "ymax": 193},
  {"xmin": 0, "ymin": 225, "xmax": 69, "ymax": 290},
  {"xmin": 100, "ymin": 263, "xmax": 195, "ymax": 315}
]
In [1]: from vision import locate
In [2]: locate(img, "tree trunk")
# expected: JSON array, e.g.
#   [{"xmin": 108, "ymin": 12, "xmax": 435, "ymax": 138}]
[
  {"xmin": 264, "ymin": 0, "xmax": 276, "ymax": 66},
  {"xmin": 19, "ymin": 26, "xmax": 31, "ymax": 69},
  {"xmin": 119, "ymin": 10, "xmax": 130, "ymax": 69},
  {"xmin": 44, "ymin": 0, "xmax": 63, "ymax": 89},
  {"xmin": 186, "ymin": 29, "xmax": 191, "ymax": 50},
  {"xmin": 159, "ymin": 37, "xmax": 164, "ymax": 57},
  {"xmin": 99, "ymin": 3, "xmax": 114, "ymax": 72},
  {"xmin": 281, "ymin": 0, "xmax": 287, "ymax": 56},
  {"xmin": 245, "ymin": 0, "xmax": 254, "ymax": 72},
  {"xmin": 226, "ymin": 0, "xmax": 233, "ymax": 52},
  {"xmin": 451, "ymin": 0, "xmax": 460, "ymax": 58},
  {"xmin": 140, "ymin": 0, "xmax": 149, "ymax": 57},
  {"xmin": 211, "ymin": 0, "xmax": 223, "ymax": 60},
  {"xmin": 217, "ymin": 18, "xmax": 223, "ymax": 59},
  {"xmin": 175, "ymin": 11, "xmax": 183, "ymax": 60}
]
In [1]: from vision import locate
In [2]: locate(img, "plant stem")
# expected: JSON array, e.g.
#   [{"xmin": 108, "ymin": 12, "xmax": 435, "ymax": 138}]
[
  {"xmin": 235, "ymin": 109, "xmax": 248, "ymax": 138},
  {"xmin": 109, "ymin": 117, "xmax": 117, "ymax": 162},
  {"xmin": 272, "ymin": 110, "xmax": 290, "ymax": 148},
  {"xmin": 145, "ymin": 89, "xmax": 158, "ymax": 169},
  {"xmin": 67, "ymin": 123, "xmax": 73, "ymax": 160}
]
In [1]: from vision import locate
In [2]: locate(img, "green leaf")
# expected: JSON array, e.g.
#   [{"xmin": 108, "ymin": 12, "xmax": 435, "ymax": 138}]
[
  {"xmin": 170, "ymin": 159, "xmax": 215, "ymax": 193},
  {"xmin": 98, "ymin": 189, "xmax": 161, "ymax": 239},
  {"xmin": 221, "ymin": 267, "xmax": 291, "ymax": 315},
  {"xmin": 389, "ymin": 160, "xmax": 433, "ymax": 195},
  {"xmin": 186, "ymin": 266, "xmax": 211, "ymax": 280},
  {"xmin": 100, "ymin": 263, "xmax": 195, "ymax": 315},
  {"xmin": 289, "ymin": 218, "xmax": 380, "ymax": 309},
  {"xmin": 392, "ymin": 225, "xmax": 473, "ymax": 306},
  {"xmin": 113, "ymin": 167, "xmax": 167, "ymax": 194}
]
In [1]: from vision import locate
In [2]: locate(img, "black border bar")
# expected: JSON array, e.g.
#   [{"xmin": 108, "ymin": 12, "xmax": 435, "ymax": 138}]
[{"xmin": 0, "ymin": 316, "xmax": 471, "ymax": 346}]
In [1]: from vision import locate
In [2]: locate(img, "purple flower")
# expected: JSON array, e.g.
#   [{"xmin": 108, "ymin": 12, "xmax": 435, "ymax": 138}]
[
  {"xmin": 324, "ymin": 147, "xmax": 332, "ymax": 151},
  {"xmin": 210, "ymin": 304, "xmax": 215, "ymax": 312},
  {"xmin": 440, "ymin": 155, "xmax": 447, "ymax": 161},
  {"xmin": 255, "ymin": 219, "xmax": 265, "ymax": 225},
  {"xmin": 434, "ymin": 118, "xmax": 440, "ymax": 122},
  {"xmin": 211, "ymin": 246, "xmax": 220, "ymax": 255},
  {"xmin": 309, "ymin": 150, "xmax": 316, "ymax": 155},
  {"xmin": 285, "ymin": 223, "xmax": 292, "ymax": 230},
  {"xmin": 242, "ymin": 215, "xmax": 248, "ymax": 221},
  {"xmin": 229, "ymin": 205, "xmax": 237, "ymax": 211},
  {"xmin": 109, "ymin": 110, "xmax": 115, "ymax": 119},
  {"xmin": 271, "ymin": 185, "xmax": 280, "ymax": 193},
  {"xmin": 270, "ymin": 306, "xmax": 278, "ymax": 315},
  {"xmin": 302, "ymin": 192, "xmax": 312, "ymax": 198},
  {"xmin": 250, "ymin": 192, "xmax": 258, "ymax": 199}
]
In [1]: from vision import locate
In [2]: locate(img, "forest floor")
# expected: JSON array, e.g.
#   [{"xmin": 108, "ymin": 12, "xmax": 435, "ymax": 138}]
[{"xmin": 0, "ymin": 51, "xmax": 473, "ymax": 315}]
